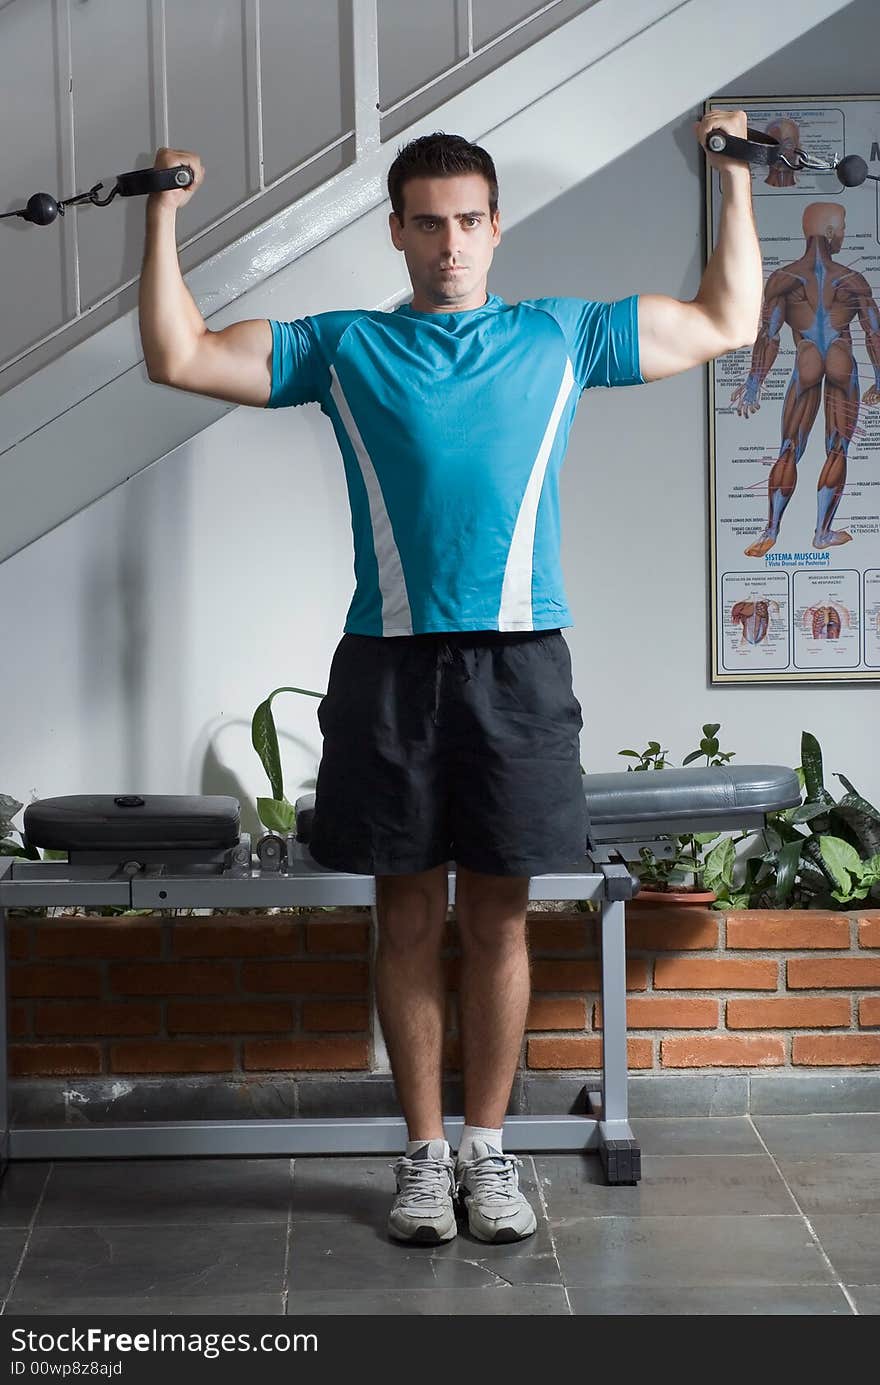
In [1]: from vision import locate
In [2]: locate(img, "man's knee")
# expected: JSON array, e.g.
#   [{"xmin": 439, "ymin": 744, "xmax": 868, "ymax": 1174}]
[
  {"xmin": 375, "ymin": 863, "xmax": 449, "ymax": 950},
  {"xmin": 454, "ymin": 865, "xmax": 530, "ymax": 949}
]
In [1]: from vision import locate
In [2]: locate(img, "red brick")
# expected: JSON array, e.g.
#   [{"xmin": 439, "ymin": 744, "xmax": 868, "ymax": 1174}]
[
  {"xmin": 654, "ymin": 957, "xmax": 778, "ymax": 990},
  {"xmin": 787, "ymin": 958, "xmax": 880, "ymax": 989},
  {"xmin": 626, "ymin": 907, "xmax": 718, "ymax": 950},
  {"xmin": 242, "ymin": 961, "xmax": 369, "ymax": 995},
  {"xmin": 9, "ymin": 925, "xmax": 28, "ymax": 960},
  {"xmin": 243, "ymin": 1038, "xmax": 369, "ymax": 1071},
  {"xmin": 173, "ymin": 919, "xmax": 301, "ymax": 957},
  {"xmin": 305, "ymin": 921, "xmax": 370, "ymax": 953},
  {"xmin": 9, "ymin": 1002, "xmax": 29, "ymax": 1038},
  {"xmin": 526, "ymin": 918, "xmax": 592, "ymax": 951},
  {"xmin": 525, "ymin": 997, "xmax": 588, "ymax": 1031},
  {"xmin": 167, "ymin": 1001, "xmax": 294, "ymax": 1034},
  {"xmin": 109, "ymin": 962, "xmax": 237, "ymax": 996},
  {"xmin": 595, "ymin": 997, "xmax": 718, "ymax": 1030},
  {"xmin": 301, "ymin": 1001, "xmax": 370, "ymax": 1032},
  {"xmin": 10, "ymin": 1043, "xmax": 101, "ymax": 1076},
  {"xmin": 726, "ymin": 913, "xmax": 849, "ymax": 949},
  {"xmin": 792, "ymin": 1034, "xmax": 880, "ymax": 1066},
  {"xmin": 531, "ymin": 959, "xmax": 648, "ymax": 992},
  {"xmin": 10, "ymin": 965, "xmax": 102, "ymax": 998},
  {"xmin": 35, "ymin": 1001, "xmax": 160, "ymax": 1037},
  {"xmin": 860, "ymin": 997, "xmax": 880, "ymax": 1027},
  {"xmin": 858, "ymin": 915, "xmax": 880, "ymax": 948},
  {"xmin": 110, "ymin": 1041, "xmax": 235, "ymax": 1073},
  {"xmin": 661, "ymin": 1035, "xmax": 785, "ymax": 1067},
  {"xmin": 527, "ymin": 1037, "xmax": 653, "ymax": 1070},
  {"xmin": 727, "ymin": 997, "xmax": 851, "ymax": 1030},
  {"xmin": 35, "ymin": 919, "xmax": 161, "ymax": 958}
]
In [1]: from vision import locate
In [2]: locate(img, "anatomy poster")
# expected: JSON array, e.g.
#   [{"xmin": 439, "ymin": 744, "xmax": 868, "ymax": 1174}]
[{"xmin": 707, "ymin": 96, "xmax": 880, "ymax": 683}]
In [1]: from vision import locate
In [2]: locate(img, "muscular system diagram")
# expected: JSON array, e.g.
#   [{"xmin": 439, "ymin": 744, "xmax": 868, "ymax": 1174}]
[
  {"xmin": 730, "ymin": 597, "xmax": 780, "ymax": 645},
  {"xmin": 801, "ymin": 597, "xmax": 852, "ymax": 639},
  {"xmin": 731, "ymin": 202, "xmax": 880, "ymax": 558}
]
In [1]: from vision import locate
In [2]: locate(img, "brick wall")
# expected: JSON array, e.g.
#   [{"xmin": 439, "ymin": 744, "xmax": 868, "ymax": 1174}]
[{"xmin": 6, "ymin": 905, "xmax": 880, "ymax": 1077}]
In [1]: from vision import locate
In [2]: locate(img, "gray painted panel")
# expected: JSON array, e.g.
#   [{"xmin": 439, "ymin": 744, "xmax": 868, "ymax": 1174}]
[
  {"xmin": 377, "ymin": 0, "xmax": 468, "ymax": 111},
  {"xmin": 0, "ymin": 0, "xmax": 67, "ymax": 370},
  {"xmin": 381, "ymin": 0, "xmax": 589, "ymax": 139},
  {"xmin": 70, "ymin": 0, "xmax": 154, "ymax": 314},
  {"xmin": 260, "ymin": 0, "xmax": 354, "ymax": 185},
  {"xmin": 166, "ymin": 0, "xmax": 253, "ymax": 244},
  {"xmin": 472, "ymin": 0, "xmax": 548, "ymax": 49}
]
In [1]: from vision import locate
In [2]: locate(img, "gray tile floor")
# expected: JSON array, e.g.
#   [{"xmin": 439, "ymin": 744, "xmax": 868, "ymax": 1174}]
[{"xmin": 1, "ymin": 1114, "xmax": 878, "ymax": 1315}]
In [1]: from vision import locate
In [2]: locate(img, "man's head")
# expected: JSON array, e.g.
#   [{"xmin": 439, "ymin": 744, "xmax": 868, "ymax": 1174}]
[
  {"xmin": 803, "ymin": 201, "xmax": 845, "ymax": 252},
  {"xmin": 387, "ymin": 132, "xmax": 501, "ymax": 313}
]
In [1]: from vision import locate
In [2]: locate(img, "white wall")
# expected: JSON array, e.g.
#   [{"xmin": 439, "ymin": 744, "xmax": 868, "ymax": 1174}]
[{"xmin": 1, "ymin": 0, "xmax": 877, "ymax": 836}]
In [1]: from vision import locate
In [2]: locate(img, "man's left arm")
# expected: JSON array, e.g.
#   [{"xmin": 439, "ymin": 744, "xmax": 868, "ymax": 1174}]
[{"xmin": 638, "ymin": 109, "xmax": 764, "ymax": 383}]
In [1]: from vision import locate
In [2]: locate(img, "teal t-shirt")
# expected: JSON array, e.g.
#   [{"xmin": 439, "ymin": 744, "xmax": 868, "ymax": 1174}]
[{"xmin": 266, "ymin": 292, "xmax": 642, "ymax": 636}]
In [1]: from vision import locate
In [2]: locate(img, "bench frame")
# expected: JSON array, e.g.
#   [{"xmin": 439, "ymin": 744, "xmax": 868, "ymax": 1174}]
[{"xmin": 0, "ymin": 845, "xmax": 644, "ymax": 1184}]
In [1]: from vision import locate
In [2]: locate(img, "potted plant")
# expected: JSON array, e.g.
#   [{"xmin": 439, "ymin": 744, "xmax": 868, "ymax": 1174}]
[
  {"xmin": 703, "ymin": 730, "xmax": 880, "ymax": 911},
  {"xmin": 615, "ymin": 724, "xmax": 734, "ymax": 904}
]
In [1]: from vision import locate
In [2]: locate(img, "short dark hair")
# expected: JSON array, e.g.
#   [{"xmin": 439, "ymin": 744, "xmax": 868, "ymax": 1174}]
[{"xmin": 387, "ymin": 131, "xmax": 498, "ymax": 224}]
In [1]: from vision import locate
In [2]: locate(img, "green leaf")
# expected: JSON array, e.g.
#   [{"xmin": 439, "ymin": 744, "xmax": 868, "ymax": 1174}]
[
  {"xmin": 703, "ymin": 837, "xmax": 735, "ymax": 894},
  {"xmin": 0, "ymin": 797, "xmax": 22, "ymax": 825},
  {"xmin": 773, "ymin": 840, "xmax": 802, "ymax": 905},
  {"xmin": 819, "ymin": 835, "xmax": 862, "ymax": 892},
  {"xmin": 834, "ymin": 775, "xmax": 880, "ymax": 817},
  {"xmin": 702, "ymin": 724, "xmax": 721, "ymax": 737},
  {"xmin": 693, "ymin": 832, "xmax": 721, "ymax": 845},
  {"xmin": 617, "ymin": 750, "xmax": 641, "ymax": 758},
  {"xmin": 787, "ymin": 801, "xmax": 827, "ymax": 824},
  {"xmin": 256, "ymin": 796, "xmax": 296, "ymax": 833},
  {"xmin": 801, "ymin": 731, "xmax": 825, "ymax": 802},
  {"xmin": 681, "ymin": 750, "xmax": 702, "ymax": 765},
  {"xmin": 251, "ymin": 684, "xmax": 324, "ymax": 802}
]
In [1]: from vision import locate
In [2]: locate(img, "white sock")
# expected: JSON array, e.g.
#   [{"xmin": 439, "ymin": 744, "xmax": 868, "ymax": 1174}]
[
  {"xmin": 405, "ymin": 1137, "xmax": 449, "ymax": 1158},
  {"xmin": 457, "ymin": 1124, "xmax": 503, "ymax": 1162}
]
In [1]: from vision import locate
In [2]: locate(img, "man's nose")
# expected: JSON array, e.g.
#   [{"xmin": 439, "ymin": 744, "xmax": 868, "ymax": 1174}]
[{"xmin": 439, "ymin": 226, "xmax": 461, "ymax": 257}]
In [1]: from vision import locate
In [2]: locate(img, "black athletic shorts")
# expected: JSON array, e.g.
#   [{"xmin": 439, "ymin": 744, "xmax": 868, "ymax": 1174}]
[{"xmin": 308, "ymin": 628, "xmax": 589, "ymax": 878}]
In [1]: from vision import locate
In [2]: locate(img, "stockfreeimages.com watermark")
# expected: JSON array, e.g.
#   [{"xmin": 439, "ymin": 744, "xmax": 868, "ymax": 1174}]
[{"xmin": 10, "ymin": 1327, "xmax": 317, "ymax": 1364}]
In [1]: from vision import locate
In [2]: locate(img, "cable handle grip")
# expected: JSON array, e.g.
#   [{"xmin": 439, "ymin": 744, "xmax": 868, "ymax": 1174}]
[
  {"xmin": 117, "ymin": 164, "xmax": 194, "ymax": 196},
  {"xmin": 704, "ymin": 126, "xmax": 782, "ymax": 167}
]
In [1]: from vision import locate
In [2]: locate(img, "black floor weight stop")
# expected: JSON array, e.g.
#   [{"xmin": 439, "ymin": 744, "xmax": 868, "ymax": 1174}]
[
  {"xmin": 1, "ymin": 163, "xmax": 194, "ymax": 226},
  {"xmin": 705, "ymin": 124, "xmax": 879, "ymax": 188}
]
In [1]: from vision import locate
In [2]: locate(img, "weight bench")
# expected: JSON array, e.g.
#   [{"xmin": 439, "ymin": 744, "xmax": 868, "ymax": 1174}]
[{"xmin": 0, "ymin": 764, "xmax": 799, "ymax": 1185}]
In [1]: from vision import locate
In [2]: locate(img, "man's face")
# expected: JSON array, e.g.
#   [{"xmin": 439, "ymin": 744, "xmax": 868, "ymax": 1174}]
[{"xmin": 389, "ymin": 173, "xmax": 501, "ymax": 312}]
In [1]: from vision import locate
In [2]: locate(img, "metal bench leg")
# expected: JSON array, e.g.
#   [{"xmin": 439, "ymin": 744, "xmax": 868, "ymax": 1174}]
[{"xmin": 589, "ymin": 897, "xmax": 640, "ymax": 1184}]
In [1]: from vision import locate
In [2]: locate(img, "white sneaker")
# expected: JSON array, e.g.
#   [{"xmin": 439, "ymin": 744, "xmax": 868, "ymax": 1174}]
[
  {"xmin": 454, "ymin": 1138, "xmax": 538, "ymax": 1243},
  {"xmin": 387, "ymin": 1138, "xmax": 457, "ymax": 1244}
]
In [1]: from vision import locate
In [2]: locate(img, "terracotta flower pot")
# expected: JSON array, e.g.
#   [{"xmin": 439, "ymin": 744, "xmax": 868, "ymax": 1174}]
[{"xmin": 631, "ymin": 887, "xmax": 717, "ymax": 906}]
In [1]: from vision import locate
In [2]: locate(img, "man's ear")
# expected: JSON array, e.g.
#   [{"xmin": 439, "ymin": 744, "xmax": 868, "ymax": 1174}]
[
  {"xmin": 491, "ymin": 211, "xmax": 502, "ymax": 245},
  {"xmin": 389, "ymin": 211, "xmax": 403, "ymax": 251}
]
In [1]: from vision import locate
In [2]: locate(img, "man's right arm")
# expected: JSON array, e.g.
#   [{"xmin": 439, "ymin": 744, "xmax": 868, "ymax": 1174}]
[{"xmin": 138, "ymin": 174, "xmax": 274, "ymax": 408}]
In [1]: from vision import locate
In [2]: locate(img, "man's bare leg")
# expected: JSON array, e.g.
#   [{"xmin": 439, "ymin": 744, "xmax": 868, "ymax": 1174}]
[
  {"xmin": 454, "ymin": 864, "xmax": 531, "ymax": 1127},
  {"xmin": 374, "ymin": 863, "xmax": 449, "ymax": 1141}
]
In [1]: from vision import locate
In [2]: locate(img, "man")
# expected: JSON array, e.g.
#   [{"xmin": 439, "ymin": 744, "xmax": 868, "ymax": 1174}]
[{"xmin": 139, "ymin": 111, "xmax": 761, "ymax": 1246}]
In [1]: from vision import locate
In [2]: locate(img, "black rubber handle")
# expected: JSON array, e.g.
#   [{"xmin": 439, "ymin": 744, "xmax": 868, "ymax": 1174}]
[
  {"xmin": 116, "ymin": 165, "xmax": 194, "ymax": 197},
  {"xmin": 704, "ymin": 127, "xmax": 781, "ymax": 167}
]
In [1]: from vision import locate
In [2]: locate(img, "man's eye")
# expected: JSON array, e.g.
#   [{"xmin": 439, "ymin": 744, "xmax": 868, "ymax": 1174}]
[{"xmin": 463, "ymin": 217, "xmax": 478, "ymax": 227}]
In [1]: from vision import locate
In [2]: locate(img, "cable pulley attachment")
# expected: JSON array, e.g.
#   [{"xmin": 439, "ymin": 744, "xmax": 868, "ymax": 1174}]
[
  {"xmin": 705, "ymin": 127, "xmax": 879, "ymax": 187},
  {"xmin": 1, "ymin": 163, "xmax": 194, "ymax": 226}
]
